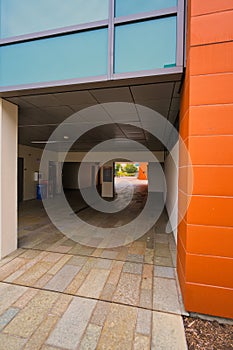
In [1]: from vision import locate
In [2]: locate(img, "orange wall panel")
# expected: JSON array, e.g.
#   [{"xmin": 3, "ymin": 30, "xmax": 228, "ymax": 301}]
[
  {"xmin": 178, "ymin": 189, "xmax": 190, "ymax": 223},
  {"xmin": 192, "ymin": 166, "xmax": 233, "ymax": 196},
  {"xmin": 191, "ymin": 0, "xmax": 233, "ymax": 17},
  {"xmin": 188, "ymin": 136, "xmax": 233, "ymax": 165},
  {"xmin": 179, "ymin": 111, "xmax": 189, "ymax": 140},
  {"xmin": 190, "ymin": 42, "xmax": 233, "ymax": 75},
  {"xmin": 179, "ymin": 165, "xmax": 233, "ymax": 196},
  {"xmin": 177, "ymin": 217, "xmax": 188, "ymax": 248},
  {"xmin": 179, "ymin": 137, "xmax": 192, "ymax": 167},
  {"xmin": 186, "ymin": 224, "xmax": 233, "ymax": 258},
  {"xmin": 178, "ymin": 166, "xmax": 193, "ymax": 195},
  {"xmin": 186, "ymin": 254, "xmax": 233, "ymax": 288},
  {"xmin": 190, "ymin": 74, "xmax": 233, "ymax": 106},
  {"xmin": 186, "ymin": 196, "xmax": 233, "ymax": 227},
  {"xmin": 188, "ymin": 105, "xmax": 233, "ymax": 136},
  {"xmin": 190, "ymin": 10, "xmax": 233, "ymax": 46},
  {"xmin": 177, "ymin": 235, "xmax": 187, "ymax": 277},
  {"xmin": 178, "ymin": 0, "xmax": 233, "ymax": 318},
  {"xmin": 177, "ymin": 254, "xmax": 186, "ymax": 298},
  {"xmin": 185, "ymin": 283, "xmax": 233, "ymax": 319}
]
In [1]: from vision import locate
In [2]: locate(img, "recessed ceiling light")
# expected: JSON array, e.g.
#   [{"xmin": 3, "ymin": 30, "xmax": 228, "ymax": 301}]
[
  {"xmin": 31, "ymin": 139, "xmax": 72, "ymax": 144},
  {"xmin": 31, "ymin": 141, "xmax": 58, "ymax": 144}
]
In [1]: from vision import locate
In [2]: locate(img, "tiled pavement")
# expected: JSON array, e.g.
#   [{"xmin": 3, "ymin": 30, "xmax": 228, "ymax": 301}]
[{"xmin": 0, "ymin": 181, "xmax": 188, "ymax": 349}]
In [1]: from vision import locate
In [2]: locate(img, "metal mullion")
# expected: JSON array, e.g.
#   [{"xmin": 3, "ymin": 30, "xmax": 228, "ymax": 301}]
[
  {"xmin": 0, "ymin": 75, "xmax": 108, "ymax": 94},
  {"xmin": 0, "ymin": 20, "xmax": 109, "ymax": 46},
  {"xmin": 114, "ymin": 7, "xmax": 178, "ymax": 25},
  {"xmin": 113, "ymin": 66, "xmax": 183, "ymax": 80},
  {"xmin": 108, "ymin": 0, "xmax": 115, "ymax": 80},
  {"xmin": 176, "ymin": 0, "xmax": 185, "ymax": 67}
]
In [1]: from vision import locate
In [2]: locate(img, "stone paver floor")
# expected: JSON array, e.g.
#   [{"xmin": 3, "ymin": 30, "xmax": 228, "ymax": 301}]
[{"xmin": 0, "ymin": 179, "xmax": 188, "ymax": 349}]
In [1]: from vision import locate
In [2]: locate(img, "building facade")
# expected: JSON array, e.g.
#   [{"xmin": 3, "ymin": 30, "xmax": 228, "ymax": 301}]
[{"xmin": 0, "ymin": 0, "xmax": 232, "ymax": 319}]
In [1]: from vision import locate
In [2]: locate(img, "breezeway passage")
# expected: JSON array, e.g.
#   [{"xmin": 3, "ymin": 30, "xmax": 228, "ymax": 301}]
[{"xmin": 0, "ymin": 178, "xmax": 187, "ymax": 349}]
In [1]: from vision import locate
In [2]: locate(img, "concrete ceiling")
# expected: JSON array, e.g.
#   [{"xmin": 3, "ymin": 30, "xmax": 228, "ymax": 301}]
[{"xmin": 6, "ymin": 81, "xmax": 181, "ymax": 152}]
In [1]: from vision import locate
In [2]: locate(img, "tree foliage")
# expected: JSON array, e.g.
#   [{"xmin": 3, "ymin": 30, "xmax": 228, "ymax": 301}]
[{"xmin": 123, "ymin": 164, "xmax": 137, "ymax": 174}]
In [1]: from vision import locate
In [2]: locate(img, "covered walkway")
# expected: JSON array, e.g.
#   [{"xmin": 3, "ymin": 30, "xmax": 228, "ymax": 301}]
[{"xmin": 0, "ymin": 179, "xmax": 187, "ymax": 349}]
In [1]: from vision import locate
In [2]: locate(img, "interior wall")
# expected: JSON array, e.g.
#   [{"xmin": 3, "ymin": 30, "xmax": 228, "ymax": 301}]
[
  {"xmin": 148, "ymin": 162, "xmax": 165, "ymax": 192},
  {"xmin": 18, "ymin": 145, "xmax": 58, "ymax": 200},
  {"xmin": 59, "ymin": 151, "xmax": 165, "ymax": 163},
  {"xmin": 79, "ymin": 163, "xmax": 96, "ymax": 189},
  {"xmin": 164, "ymin": 142, "xmax": 179, "ymax": 243},
  {"xmin": 18, "ymin": 145, "xmax": 43, "ymax": 200},
  {"xmin": 18, "ymin": 148, "xmax": 164, "ymax": 200}
]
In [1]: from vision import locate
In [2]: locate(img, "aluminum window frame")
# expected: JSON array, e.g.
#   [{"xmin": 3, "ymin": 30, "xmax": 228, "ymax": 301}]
[{"xmin": 0, "ymin": 0, "xmax": 185, "ymax": 93}]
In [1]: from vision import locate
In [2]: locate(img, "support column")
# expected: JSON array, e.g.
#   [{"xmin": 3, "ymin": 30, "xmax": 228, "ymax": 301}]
[
  {"xmin": 178, "ymin": 1, "xmax": 233, "ymax": 318},
  {"xmin": 148, "ymin": 162, "xmax": 164, "ymax": 192},
  {"xmin": 101, "ymin": 162, "xmax": 114, "ymax": 198},
  {"xmin": 0, "ymin": 99, "xmax": 18, "ymax": 259}
]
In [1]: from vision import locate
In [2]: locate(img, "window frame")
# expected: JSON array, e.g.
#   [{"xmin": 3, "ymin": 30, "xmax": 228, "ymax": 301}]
[{"xmin": 0, "ymin": 0, "xmax": 185, "ymax": 92}]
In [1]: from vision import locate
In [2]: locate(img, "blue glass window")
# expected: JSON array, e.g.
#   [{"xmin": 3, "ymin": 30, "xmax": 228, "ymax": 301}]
[
  {"xmin": 0, "ymin": 0, "xmax": 109, "ymax": 38},
  {"xmin": 0, "ymin": 29, "xmax": 108, "ymax": 87},
  {"xmin": 114, "ymin": 17, "xmax": 177, "ymax": 74},
  {"xmin": 115, "ymin": 0, "xmax": 177, "ymax": 18}
]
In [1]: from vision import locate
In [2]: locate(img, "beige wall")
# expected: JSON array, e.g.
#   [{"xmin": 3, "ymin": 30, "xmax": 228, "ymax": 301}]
[
  {"xmin": 164, "ymin": 142, "xmax": 179, "ymax": 243},
  {"xmin": 18, "ymin": 145, "xmax": 43, "ymax": 200},
  {"xmin": 59, "ymin": 151, "xmax": 165, "ymax": 163},
  {"xmin": 18, "ymin": 145, "xmax": 59, "ymax": 200},
  {"xmin": 0, "ymin": 99, "xmax": 18, "ymax": 258}
]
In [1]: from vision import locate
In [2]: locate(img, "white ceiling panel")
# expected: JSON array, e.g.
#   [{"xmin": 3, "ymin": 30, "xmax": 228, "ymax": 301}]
[
  {"xmin": 77, "ymin": 104, "xmax": 112, "ymax": 123},
  {"xmin": 131, "ymin": 83, "xmax": 174, "ymax": 102},
  {"xmin": 21, "ymin": 94, "xmax": 60, "ymax": 107},
  {"xmin": 7, "ymin": 78, "xmax": 182, "ymax": 151},
  {"xmin": 90, "ymin": 87, "xmax": 133, "ymax": 103},
  {"xmin": 103, "ymin": 102, "xmax": 139, "ymax": 122},
  {"xmin": 137, "ymin": 99, "xmax": 170, "ymax": 117},
  {"xmin": 54, "ymin": 90, "xmax": 97, "ymax": 105},
  {"xmin": 69, "ymin": 104, "xmax": 97, "ymax": 113},
  {"xmin": 42, "ymin": 106, "xmax": 74, "ymax": 118}
]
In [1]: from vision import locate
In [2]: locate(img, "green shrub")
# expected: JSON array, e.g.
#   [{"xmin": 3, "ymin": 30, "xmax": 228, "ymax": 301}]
[{"xmin": 123, "ymin": 164, "xmax": 138, "ymax": 174}]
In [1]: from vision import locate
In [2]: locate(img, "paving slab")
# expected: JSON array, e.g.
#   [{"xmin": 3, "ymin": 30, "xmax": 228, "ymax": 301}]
[
  {"xmin": 152, "ymin": 311, "xmax": 188, "ymax": 350},
  {"xmin": 6, "ymin": 182, "xmax": 189, "ymax": 349},
  {"xmin": 46, "ymin": 297, "xmax": 96, "ymax": 350},
  {"xmin": 45, "ymin": 264, "xmax": 81, "ymax": 292},
  {"xmin": 153, "ymin": 277, "xmax": 182, "ymax": 314}
]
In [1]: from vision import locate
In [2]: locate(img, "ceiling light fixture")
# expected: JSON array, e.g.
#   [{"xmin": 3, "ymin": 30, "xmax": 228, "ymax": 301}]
[{"xmin": 31, "ymin": 141, "xmax": 58, "ymax": 144}]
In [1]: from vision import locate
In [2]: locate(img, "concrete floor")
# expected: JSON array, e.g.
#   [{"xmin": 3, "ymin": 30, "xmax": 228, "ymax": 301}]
[{"xmin": 0, "ymin": 179, "xmax": 187, "ymax": 349}]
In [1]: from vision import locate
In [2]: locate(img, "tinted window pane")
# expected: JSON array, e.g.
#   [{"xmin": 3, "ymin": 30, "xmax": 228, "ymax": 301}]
[
  {"xmin": 0, "ymin": 29, "xmax": 108, "ymax": 87},
  {"xmin": 114, "ymin": 17, "xmax": 177, "ymax": 73},
  {"xmin": 0, "ymin": 0, "xmax": 109, "ymax": 38},
  {"xmin": 115, "ymin": 0, "xmax": 177, "ymax": 17}
]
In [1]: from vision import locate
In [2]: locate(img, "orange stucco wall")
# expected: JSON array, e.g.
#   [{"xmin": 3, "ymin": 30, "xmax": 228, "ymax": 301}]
[
  {"xmin": 138, "ymin": 163, "xmax": 148, "ymax": 180},
  {"xmin": 178, "ymin": 0, "xmax": 233, "ymax": 318}
]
